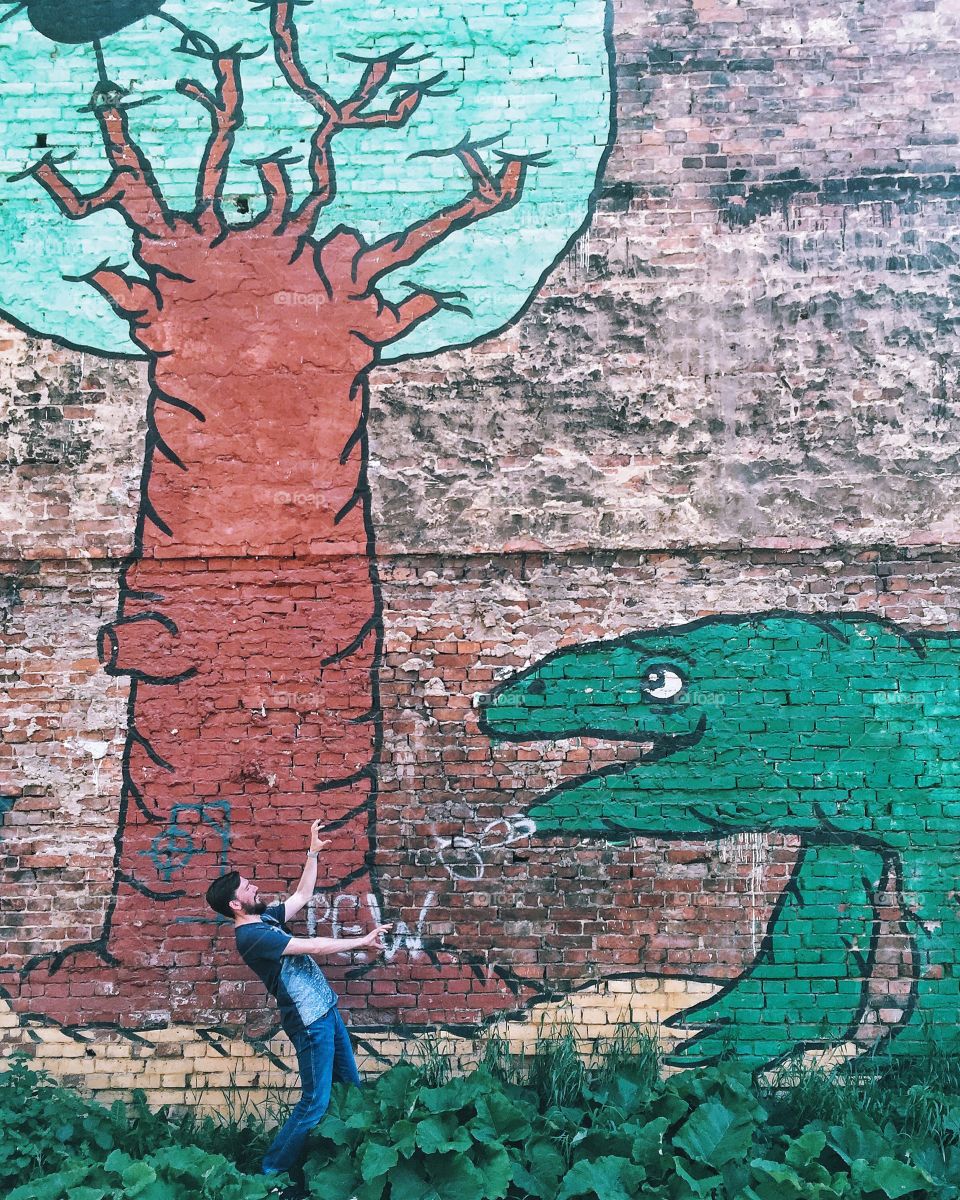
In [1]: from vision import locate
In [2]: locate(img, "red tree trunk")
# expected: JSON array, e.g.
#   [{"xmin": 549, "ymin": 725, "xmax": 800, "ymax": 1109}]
[{"xmin": 100, "ymin": 230, "xmax": 383, "ymax": 1024}]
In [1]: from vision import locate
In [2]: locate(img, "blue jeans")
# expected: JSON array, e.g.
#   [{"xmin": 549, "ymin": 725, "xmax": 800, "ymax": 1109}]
[{"xmin": 263, "ymin": 1007, "xmax": 361, "ymax": 1177}]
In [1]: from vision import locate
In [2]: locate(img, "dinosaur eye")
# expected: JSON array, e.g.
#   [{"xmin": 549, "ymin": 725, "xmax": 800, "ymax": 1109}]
[{"xmin": 640, "ymin": 665, "xmax": 685, "ymax": 701}]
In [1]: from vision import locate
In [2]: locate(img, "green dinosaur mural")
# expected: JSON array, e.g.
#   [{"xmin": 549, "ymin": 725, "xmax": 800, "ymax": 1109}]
[{"xmin": 479, "ymin": 612, "xmax": 960, "ymax": 1067}]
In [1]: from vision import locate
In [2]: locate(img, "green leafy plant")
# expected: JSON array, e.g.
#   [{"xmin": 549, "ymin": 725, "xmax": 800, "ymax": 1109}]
[{"xmin": 10, "ymin": 1032, "xmax": 960, "ymax": 1200}]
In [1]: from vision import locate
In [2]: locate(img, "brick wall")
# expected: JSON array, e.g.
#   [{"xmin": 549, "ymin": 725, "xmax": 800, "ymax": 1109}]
[{"xmin": 2, "ymin": 0, "xmax": 960, "ymax": 1099}]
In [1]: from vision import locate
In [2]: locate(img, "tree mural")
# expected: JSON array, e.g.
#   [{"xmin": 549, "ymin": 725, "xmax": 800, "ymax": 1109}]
[
  {"xmin": 0, "ymin": 0, "xmax": 613, "ymax": 1029},
  {"xmin": 481, "ymin": 612, "xmax": 960, "ymax": 1067}
]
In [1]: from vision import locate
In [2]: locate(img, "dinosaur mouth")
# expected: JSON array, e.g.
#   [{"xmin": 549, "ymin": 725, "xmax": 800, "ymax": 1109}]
[{"xmin": 521, "ymin": 714, "xmax": 709, "ymax": 836}]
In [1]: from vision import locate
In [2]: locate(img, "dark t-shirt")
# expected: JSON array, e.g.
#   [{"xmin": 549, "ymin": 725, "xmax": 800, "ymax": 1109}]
[{"xmin": 235, "ymin": 903, "xmax": 338, "ymax": 1032}]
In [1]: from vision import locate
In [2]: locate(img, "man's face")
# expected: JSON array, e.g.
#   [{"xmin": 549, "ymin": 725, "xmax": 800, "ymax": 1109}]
[{"xmin": 232, "ymin": 875, "xmax": 267, "ymax": 916}]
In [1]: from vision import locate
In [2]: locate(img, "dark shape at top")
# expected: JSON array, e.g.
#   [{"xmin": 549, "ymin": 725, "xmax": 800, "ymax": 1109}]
[{"xmin": 2, "ymin": 0, "xmax": 164, "ymax": 44}]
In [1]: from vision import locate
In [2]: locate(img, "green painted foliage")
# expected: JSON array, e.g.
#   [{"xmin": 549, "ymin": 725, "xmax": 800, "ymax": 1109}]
[{"xmin": 0, "ymin": 0, "xmax": 611, "ymax": 360}]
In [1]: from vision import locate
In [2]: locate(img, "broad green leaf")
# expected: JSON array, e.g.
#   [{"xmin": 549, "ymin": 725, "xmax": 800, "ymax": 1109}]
[
  {"xmin": 123, "ymin": 1183, "xmax": 175, "ymax": 1200},
  {"xmin": 750, "ymin": 1158, "xmax": 805, "ymax": 1191},
  {"xmin": 474, "ymin": 1143, "xmax": 513, "ymax": 1200},
  {"xmin": 352, "ymin": 1180, "xmax": 389, "ymax": 1200},
  {"xmin": 305, "ymin": 1155, "xmax": 363, "ymax": 1200},
  {"xmin": 673, "ymin": 1155, "xmax": 724, "ymax": 1199},
  {"xmin": 389, "ymin": 1118, "xmax": 419, "ymax": 1157},
  {"xmin": 648, "ymin": 1091, "xmax": 693, "ymax": 1126},
  {"xmin": 121, "ymin": 1160, "xmax": 158, "ymax": 1195},
  {"xmin": 673, "ymin": 1100, "xmax": 756, "ymax": 1168},
  {"xmin": 427, "ymin": 1151, "xmax": 487, "ymax": 1200},
  {"xmin": 418, "ymin": 1075, "xmax": 484, "ymax": 1116},
  {"xmin": 513, "ymin": 1136, "xmax": 566, "ymax": 1198},
  {"xmin": 850, "ymin": 1156, "xmax": 934, "ymax": 1199},
  {"xmin": 910, "ymin": 1143, "xmax": 960, "ymax": 1188},
  {"xmin": 360, "ymin": 1141, "xmax": 399, "ymax": 1182},
  {"xmin": 470, "ymin": 1091, "xmax": 534, "ymax": 1145},
  {"xmin": 373, "ymin": 1065, "xmax": 419, "ymax": 1117},
  {"xmin": 786, "ymin": 1131, "xmax": 829, "ymax": 1171},
  {"xmin": 8, "ymin": 1166, "xmax": 92, "ymax": 1200},
  {"xmin": 574, "ymin": 1128, "xmax": 635, "ymax": 1161},
  {"xmin": 387, "ymin": 1162, "xmax": 442, "ymax": 1200},
  {"xmin": 632, "ymin": 1116, "xmax": 670, "ymax": 1169},
  {"xmin": 415, "ymin": 1115, "xmax": 473, "ymax": 1155},
  {"xmin": 104, "ymin": 1150, "xmax": 137, "ymax": 1175},
  {"xmin": 826, "ymin": 1118, "xmax": 889, "ymax": 1167},
  {"xmin": 556, "ymin": 1155, "xmax": 647, "ymax": 1200}
]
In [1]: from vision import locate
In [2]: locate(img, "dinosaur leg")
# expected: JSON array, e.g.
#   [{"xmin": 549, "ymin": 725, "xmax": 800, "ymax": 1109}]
[
  {"xmin": 864, "ymin": 848, "xmax": 960, "ymax": 1058},
  {"xmin": 666, "ymin": 841, "xmax": 885, "ymax": 1069}
]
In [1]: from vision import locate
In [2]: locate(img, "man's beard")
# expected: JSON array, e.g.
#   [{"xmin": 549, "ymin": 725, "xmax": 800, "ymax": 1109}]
[{"xmin": 239, "ymin": 897, "xmax": 268, "ymax": 915}]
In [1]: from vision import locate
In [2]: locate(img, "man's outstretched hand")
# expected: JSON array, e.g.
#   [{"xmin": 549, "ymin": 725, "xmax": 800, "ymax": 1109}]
[
  {"xmin": 309, "ymin": 819, "xmax": 328, "ymax": 856},
  {"xmin": 358, "ymin": 923, "xmax": 392, "ymax": 951}
]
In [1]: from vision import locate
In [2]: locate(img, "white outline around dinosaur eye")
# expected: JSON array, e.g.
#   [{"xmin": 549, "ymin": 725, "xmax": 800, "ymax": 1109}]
[{"xmin": 639, "ymin": 663, "xmax": 686, "ymax": 701}]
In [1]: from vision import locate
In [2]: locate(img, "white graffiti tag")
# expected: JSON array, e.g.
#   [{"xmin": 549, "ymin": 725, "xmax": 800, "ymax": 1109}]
[
  {"xmin": 433, "ymin": 816, "xmax": 537, "ymax": 881},
  {"xmin": 307, "ymin": 890, "xmax": 437, "ymax": 961}
]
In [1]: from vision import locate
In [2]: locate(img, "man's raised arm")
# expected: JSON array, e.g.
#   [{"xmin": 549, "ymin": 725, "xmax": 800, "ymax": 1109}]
[{"xmin": 282, "ymin": 819, "xmax": 326, "ymax": 922}]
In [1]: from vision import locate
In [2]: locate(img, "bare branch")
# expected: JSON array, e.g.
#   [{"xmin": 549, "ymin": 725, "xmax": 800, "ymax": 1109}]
[
  {"xmin": 399, "ymin": 279, "xmax": 472, "ymax": 317},
  {"xmin": 287, "ymin": 122, "xmax": 337, "ymax": 236},
  {"xmin": 339, "ymin": 43, "xmax": 430, "ymax": 113},
  {"xmin": 95, "ymin": 105, "xmax": 172, "ymax": 233},
  {"xmin": 12, "ymin": 151, "xmax": 125, "ymax": 219},
  {"xmin": 369, "ymin": 281, "xmax": 471, "ymax": 345},
  {"xmin": 176, "ymin": 78, "xmax": 218, "ymax": 113},
  {"xmin": 89, "ymin": 267, "xmax": 160, "ymax": 322},
  {"xmin": 178, "ymin": 53, "xmax": 245, "ymax": 238},
  {"xmin": 11, "ymin": 100, "xmax": 173, "ymax": 236},
  {"xmin": 344, "ymin": 72, "xmax": 453, "ymax": 129},
  {"xmin": 268, "ymin": 0, "xmax": 339, "ymax": 121},
  {"xmin": 355, "ymin": 143, "xmax": 549, "ymax": 291},
  {"xmin": 63, "ymin": 259, "xmax": 160, "ymax": 323},
  {"xmin": 287, "ymin": 71, "xmax": 451, "ymax": 238},
  {"xmin": 243, "ymin": 147, "xmax": 298, "ymax": 232},
  {"xmin": 264, "ymin": 1, "xmax": 450, "ymax": 238}
]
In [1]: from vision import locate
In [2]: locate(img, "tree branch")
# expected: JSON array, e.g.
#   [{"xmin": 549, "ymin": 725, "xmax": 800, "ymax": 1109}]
[
  {"xmin": 63, "ymin": 259, "xmax": 160, "ymax": 323},
  {"xmin": 265, "ymin": 1, "xmax": 450, "ymax": 238},
  {"xmin": 177, "ymin": 54, "xmax": 245, "ymax": 238},
  {"xmin": 11, "ymin": 102, "xmax": 172, "ymax": 237},
  {"xmin": 89, "ymin": 267, "xmax": 160, "ymax": 322},
  {"xmin": 371, "ymin": 282, "xmax": 471, "ymax": 346},
  {"xmin": 268, "ymin": 0, "xmax": 339, "ymax": 121},
  {"xmin": 16, "ymin": 152, "xmax": 126, "ymax": 219},
  {"xmin": 94, "ymin": 105, "xmax": 172, "ymax": 234},
  {"xmin": 244, "ymin": 147, "xmax": 297, "ymax": 232},
  {"xmin": 355, "ymin": 144, "xmax": 548, "ymax": 292}
]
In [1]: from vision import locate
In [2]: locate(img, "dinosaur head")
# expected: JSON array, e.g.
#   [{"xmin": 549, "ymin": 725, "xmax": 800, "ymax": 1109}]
[{"xmin": 480, "ymin": 613, "xmax": 937, "ymax": 840}]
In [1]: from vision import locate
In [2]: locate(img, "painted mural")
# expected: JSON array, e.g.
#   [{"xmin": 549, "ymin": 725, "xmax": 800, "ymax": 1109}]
[
  {"xmin": 481, "ymin": 612, "xmax": 960, "ymax": 1067},
  {"xmin": 0, "ymin": 1, "xmax": 614, "ymax": 1031}
]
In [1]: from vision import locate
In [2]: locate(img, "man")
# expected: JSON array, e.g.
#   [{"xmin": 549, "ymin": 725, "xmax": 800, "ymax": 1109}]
[{"xmin": 205, "ymin": 819, "xmax": 390, "ymax": 1198}]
